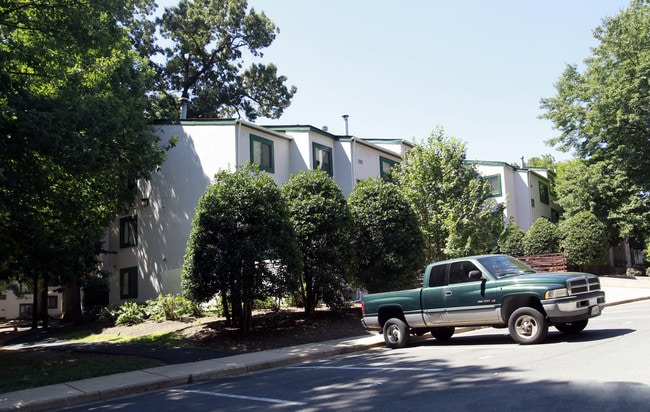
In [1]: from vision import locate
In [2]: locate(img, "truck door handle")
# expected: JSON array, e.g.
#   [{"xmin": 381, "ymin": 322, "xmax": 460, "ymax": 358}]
[{"xmin": 445, "ymin": 291, "xmax": 452, "ymax": 296}]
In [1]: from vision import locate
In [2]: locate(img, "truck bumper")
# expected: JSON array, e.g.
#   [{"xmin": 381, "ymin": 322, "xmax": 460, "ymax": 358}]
[
  {"xmin": 362, "ymin": 316, "xmax": 381, "ymax": 330},
  {"xmin": 542, "ymin": 291, "xmax": 606, "ymax": 323}
]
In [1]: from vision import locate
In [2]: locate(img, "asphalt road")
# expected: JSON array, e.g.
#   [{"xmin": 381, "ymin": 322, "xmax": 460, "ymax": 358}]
[{"xmin": 57, "ymin": 300, "xmax": 650, "ymax": 411}]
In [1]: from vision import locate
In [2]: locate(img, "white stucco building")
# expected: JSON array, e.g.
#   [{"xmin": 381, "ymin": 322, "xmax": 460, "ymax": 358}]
[
  {"xmin": 467, "ymin": 160, "xmax": 560, "ymax": 231},
  {"xmin": 103, "ymin": 119, "xmax": 411, "ymax": 304}
]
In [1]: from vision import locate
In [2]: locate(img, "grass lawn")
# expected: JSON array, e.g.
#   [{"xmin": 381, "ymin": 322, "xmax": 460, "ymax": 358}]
[{"xmin": 0, "ymin": 350, "xmax": 163, "ymax": 393}]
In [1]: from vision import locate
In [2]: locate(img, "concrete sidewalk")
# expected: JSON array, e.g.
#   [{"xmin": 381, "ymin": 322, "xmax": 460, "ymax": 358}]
[{"xmin": 2, "ymin": 276, "xmax": 650, "ymax": 412}]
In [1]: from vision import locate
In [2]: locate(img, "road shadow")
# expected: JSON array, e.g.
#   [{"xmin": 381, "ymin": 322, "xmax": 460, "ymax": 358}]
[{"xmin": 411, "ymin": 327, "xmax": 635, "ymax": 347}]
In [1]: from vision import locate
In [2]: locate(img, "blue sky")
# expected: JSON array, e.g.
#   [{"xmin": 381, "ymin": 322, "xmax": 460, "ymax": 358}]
[{"xmin": 157, "ymin": 0, "xmax": 631, "ymax": 164}]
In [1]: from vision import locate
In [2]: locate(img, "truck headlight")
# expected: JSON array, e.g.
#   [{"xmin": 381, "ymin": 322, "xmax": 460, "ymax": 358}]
[{"xmin": 545, "ymin": 288, "xmax": 569, "ymax": 299}]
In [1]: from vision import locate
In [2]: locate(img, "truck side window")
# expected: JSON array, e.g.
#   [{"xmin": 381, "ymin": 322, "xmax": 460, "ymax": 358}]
[
  {"xmin": 428, "ymin": 264, "xmax": 447, "ymax": 287},
  {"xmin": 449, "ymin": 262, "xmax": 480, "ymax": 284}
]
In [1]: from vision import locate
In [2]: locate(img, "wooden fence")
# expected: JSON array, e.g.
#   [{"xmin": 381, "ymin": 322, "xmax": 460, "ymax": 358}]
[{"xmin": 517, "ymin": 253, "xmax": 568, "ymax": 272}]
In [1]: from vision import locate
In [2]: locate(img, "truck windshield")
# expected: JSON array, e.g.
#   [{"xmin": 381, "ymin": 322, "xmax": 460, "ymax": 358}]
[{"xmin": 478, "ymin": 255, "xmax": 537, "ymax": 278}]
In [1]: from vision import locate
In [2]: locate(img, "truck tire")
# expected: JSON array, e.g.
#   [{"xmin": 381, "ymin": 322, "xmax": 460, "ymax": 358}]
[
  {"xmin": 430, "ymin": 326, "xmax": 455, "ymax": 341},
  {"xmin": 555, "ymin": 319, "xmax": 588, "ymax": 334},
  {"xmin": 508, "ymin": 307, "xmax": 548, "ymax": 344},
  {"xmin": 383, "ymin": 318, "xmax": 409, "ymax": 349}
]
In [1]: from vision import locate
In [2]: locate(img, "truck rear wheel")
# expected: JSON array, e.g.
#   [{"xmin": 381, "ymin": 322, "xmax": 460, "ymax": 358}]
[
  {"xmin": 555, "ymin": 319, "xmax": 588, "ymax": 334},
  {"xmin": 383, "ymin": 318, "xmax": 409, "ymax": 349},
  {"xmin": 508, "ymin": 307, "xmax": 548, "ymax": 344},
  {"xmin": 430, "ymin": 326, "xmax": 455, "ymax": 341}
]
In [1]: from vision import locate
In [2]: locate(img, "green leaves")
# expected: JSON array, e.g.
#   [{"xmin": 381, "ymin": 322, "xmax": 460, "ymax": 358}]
[
  {"xmin": 348, "ymin": 178, "xmax": 424, "ymax": 294},
  {"xmin": 281, "ymin": 170, "xmax": 354, "ymax": 315},
  {"xmin": 182, "ymin": 165, "xmax": 301, "ymax": 331},
  {"xmin": 150, "ymin": 0, "xmax": 295, "ymax": 120},
  {"xmin": 393, "ymin": 127, "xmax": 504, "ymax": 261}
]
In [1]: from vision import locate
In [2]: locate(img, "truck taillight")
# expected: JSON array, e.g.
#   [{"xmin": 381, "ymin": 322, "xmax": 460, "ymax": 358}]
[{"xmin": 361, "ymin": 301, "xmax": 365, "ymax": 315}]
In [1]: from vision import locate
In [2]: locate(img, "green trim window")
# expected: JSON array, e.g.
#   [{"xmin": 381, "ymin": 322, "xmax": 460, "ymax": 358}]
[
  {"xmin": 120, "ymin": 266, "xmax": 138, "ymax": 299},
  {"xmin": 539, "ymin": 181, "xmax": 550, "ymax": 205},
  {"xmin": 250, "ymin": 134, "xmax": 274, "ymax": 173},
  {"xmin": 486, "ymin": 174, "xmax": 502, "ymax": 197},
  {"xmin": 380, "ymin": 156, "xmax": 399, "ymax": 181},
  {"xmin": 312, "ymin": 142, "xmax": 333, "ymax": 176},
  {"xmin": 119, "ymin": 215, "xmax": 137, "ymax": 248}
]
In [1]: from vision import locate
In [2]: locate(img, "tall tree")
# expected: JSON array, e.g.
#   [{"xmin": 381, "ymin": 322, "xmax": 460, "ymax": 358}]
[
  {"xmin": 181, "ymin": 166, "xmax": 301, "ymax": 334},
  {"xmin": 540, "ymin": 0, "xmax": 650, "ymax": 192},
  {"xmin": 281, "ymin": 170, "xmax": 354, "ymax": 317},
  {"xmin": 554, "ymin": 159, "xmax": 650, "ymax": 251},
  {"xmin": 348, "ymin": 178, "xmax": 425, "ymax": 294},
  {"xmin": 148, "ymin": 0, "xmax": 297, "ymax": 119},
  {"xmin": 0, "ymin": 0, "xmax": 171, "ymax": 325},
  {"xmin": 393, "ymin": 127, "xmax": 504, "ymax": 262}
]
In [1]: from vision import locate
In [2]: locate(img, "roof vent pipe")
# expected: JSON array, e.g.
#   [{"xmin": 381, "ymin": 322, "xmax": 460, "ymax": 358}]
[
  {"xmin": 342, "ymin": 114, "xmax": 349, "ymax": 135},
  {"xmin": 180, "ymin": 97, "xmax": 190, "ymax": 119}
]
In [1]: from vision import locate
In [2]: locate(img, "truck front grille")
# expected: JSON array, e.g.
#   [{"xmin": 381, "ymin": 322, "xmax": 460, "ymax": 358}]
[{"xmin": 567, "ymin": 276, "xmax": 601, "ymax": 295}]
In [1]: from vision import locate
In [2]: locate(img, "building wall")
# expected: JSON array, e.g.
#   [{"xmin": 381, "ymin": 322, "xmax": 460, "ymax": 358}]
[
  {"xmin": 105, "ymin": 120, "xmax": 407, "ymax": 304},
  {"xmin": 471, "ymin": 161, "xmax": 559, "ymax": 231},
  {"xmin": 0, "ymin": 287, "xmax": 63, "ymax": 320}
]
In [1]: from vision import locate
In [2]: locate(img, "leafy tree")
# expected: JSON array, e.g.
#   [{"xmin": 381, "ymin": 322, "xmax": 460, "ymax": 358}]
[
  {"xmin": 392, "ymin": 127, "xmax": 505, "ymax": 262},
  {"xmin": 555, "ymin": 159, "xmax": 650, "ymax": 248},
  {"xmin": 0, "ymin": 0, "xmax": 171, "ymax": 326},
  {"xmin": 181, "ymin": 165, "xmax": 301, "ymax": 334},
  {"xmin": 559, "ymin": 211, "xmax": 608, "ymax": 269},
  {"xmin": 526, "ymin": 154, "xmax": 556, "ymax": 170},
  {"xmin": 540, "ymin": 0, "xmax": 650, "ymax": 192},
  {"xmin": 348, "ymin": 178, "xmax": 425, "ymax": 294},
  {"xmin": 147, "ymin": 0, "xmax": 297, "ymax": 120},
  {"xmin": 498, "ymin": 218, "xmax": 526, "ymax": 257},
  {"xmin": 522, "ymin": 218, "xmax": 560, "ymax": 255},
  {"xmin": 281, "ymin": 170, "xmax": 354, "ymax": 317}
]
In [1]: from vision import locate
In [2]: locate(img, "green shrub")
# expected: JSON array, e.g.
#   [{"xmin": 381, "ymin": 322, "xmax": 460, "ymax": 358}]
[
  {"xmin": 115, "ymin": 302, "xmax": 148, "ymax": 325},
  {"xmin": 145, "ymin": 294, "xmax": 204, "ymax": 322},
  {"xmin": 253, "ymin": 297, "xmax": 282, "ymax": 311},
  {"xmin": 522, "ymin": 218, "xmax": 560, "ymax": 255},
  {"xmin": 559, "ymin": 211, "xmax": 608, "ymax": 267},
  {"xmin": 498, "ymin": 219, "xmax": 525, "ymax": 256}
]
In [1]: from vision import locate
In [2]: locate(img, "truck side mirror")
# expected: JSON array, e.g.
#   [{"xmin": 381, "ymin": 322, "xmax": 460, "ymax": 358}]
[{"xmin": 468, "ymin": 270, "xmax": 483, "ymax": 281}]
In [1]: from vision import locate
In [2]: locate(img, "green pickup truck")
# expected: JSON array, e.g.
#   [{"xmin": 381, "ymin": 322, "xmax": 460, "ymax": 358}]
[{"xmin": 361, "ymin": 254, "xmax": 606, "ymax": 348}]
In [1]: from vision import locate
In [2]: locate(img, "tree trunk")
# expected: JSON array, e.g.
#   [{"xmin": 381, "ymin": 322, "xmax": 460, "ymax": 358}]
[
  {"xmin": 31, "ymin": 274, "xmax": 38, "ymax": 330},
  {"xmin": 39, "ymin": 275, "xmax": 49, "ymax": 329},
  {"xmin": 304, "ymin": 273, "xmax": 315, "ymax": 318},
  {"xmin": 62, "ymin": 282, "xmax": 83, "ymax": 323},
  {"xmin": 241, "ymin": 298, "xmax": 252, "ymax": 336}
]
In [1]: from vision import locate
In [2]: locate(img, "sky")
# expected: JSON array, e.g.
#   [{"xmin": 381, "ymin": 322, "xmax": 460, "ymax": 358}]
[{"xmin": 157, "ymin": 0, "xmax": 631, "ymax": 164}]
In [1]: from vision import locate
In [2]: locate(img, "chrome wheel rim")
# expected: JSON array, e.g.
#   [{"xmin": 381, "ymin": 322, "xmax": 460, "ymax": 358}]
[
  {"xmin": 514, "ymin": 315, "xmax": 538, "ymax": 339},
  {"xmin": 387, "ymin": 325, "xmax": 401, "ymax": 344}
]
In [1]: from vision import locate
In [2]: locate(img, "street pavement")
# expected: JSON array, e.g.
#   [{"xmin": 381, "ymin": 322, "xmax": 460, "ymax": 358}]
[{"xmin": 2, "ymin": 276, "xmax": 650, "ymax": 412}]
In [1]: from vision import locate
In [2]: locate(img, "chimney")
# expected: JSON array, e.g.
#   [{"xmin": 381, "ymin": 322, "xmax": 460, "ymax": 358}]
[
  {"xmin": 342, "ymin": 114, "xmax": 349, "ymax": 135},
  {"xmin": 180, "ymin": 97, "xmax": 190, "ymax": 119}
]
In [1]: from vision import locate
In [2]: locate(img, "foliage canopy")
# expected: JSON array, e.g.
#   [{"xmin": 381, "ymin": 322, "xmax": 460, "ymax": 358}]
[
  {"xmin": 348, "ymin": 178, "xmax": 425, "ymax": 294},
  {"xmin": 281, "ymin": 170, "xmax": 354, "ymax": 317},
  {"xmin": 182, "ymin": 165, "xmax": 301, "ymax": 334}
]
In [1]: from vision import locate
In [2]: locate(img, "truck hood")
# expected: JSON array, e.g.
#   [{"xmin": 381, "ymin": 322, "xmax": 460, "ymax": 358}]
[{"xmin": 498, "ymin": 272, "xmax": 594, "ymax": 285}]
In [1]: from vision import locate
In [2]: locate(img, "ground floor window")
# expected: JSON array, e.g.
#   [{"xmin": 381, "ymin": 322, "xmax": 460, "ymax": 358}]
[
  {"xmin": 47, "ymin": 295, "xmax": 58, "ymax": 309},
  {"xmin": 19, "ymin": 303, "xmax": 33, "ymax": 319},
  {"xmin": 120, "ymin": 267, "xmax": 138, "ymax": 299}
]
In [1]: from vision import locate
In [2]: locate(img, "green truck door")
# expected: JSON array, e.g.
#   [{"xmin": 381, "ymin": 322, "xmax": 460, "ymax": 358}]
[
  {"xmin": 444, "ymin": 261, "xmax": 500, "ymax": 324},
  {"xmin": 421, "ymin": 263, "xmax": 450, "ymax": 325}
]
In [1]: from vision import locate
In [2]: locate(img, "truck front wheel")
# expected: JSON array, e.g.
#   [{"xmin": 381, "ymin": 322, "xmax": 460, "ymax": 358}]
[
  {"xmin": 430, "ymin": 326, "xmax": 455, "ymax": 341},
  {"xmin": 383, "ymin": 318, "xmax": 409, "ymax": 349},
  {"xmin": 555, "ymin": 319, "xmax": 588, "ymax": 334},
  {"xmin": 508, "ymin": 307, "xmax": 548, "ymax": 344}
]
